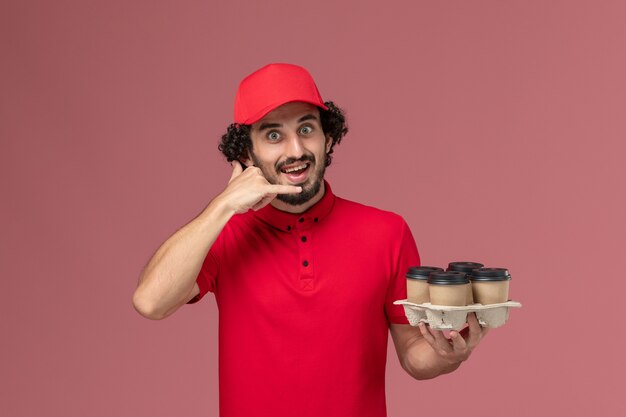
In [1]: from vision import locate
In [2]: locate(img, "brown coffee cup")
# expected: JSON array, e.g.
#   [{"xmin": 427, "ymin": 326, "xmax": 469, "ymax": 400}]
[
  {"xmin": 446, "ymin": 262, "xmax": 484, "ymax": 305},
  {"xmin": 469, "ymin": 268, "xmax": 511, "ymax": 304},
  {"xmin": 406, "ymin": 266, "xmax": 444, "ymax": 304},
  {"xmin": 428, "ymin": 271, "xmax": 470, "ymax": 306}
]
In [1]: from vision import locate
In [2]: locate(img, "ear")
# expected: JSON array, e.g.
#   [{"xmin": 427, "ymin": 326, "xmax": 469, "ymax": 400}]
[
  {"xmin": 240, "ymin": 150, "xmax": 254, "ymax": 167},
  {"xmin": 325, "ymin": 135, "xmax": 333, "ymax": 154}
]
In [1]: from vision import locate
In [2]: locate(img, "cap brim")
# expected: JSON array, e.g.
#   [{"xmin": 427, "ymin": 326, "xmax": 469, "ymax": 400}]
[{"xmin": 241, "ymin": 100, "xmax": 329, "ymax": 125}]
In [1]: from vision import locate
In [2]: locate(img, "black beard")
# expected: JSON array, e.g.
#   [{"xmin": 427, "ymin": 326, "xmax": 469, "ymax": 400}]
[
  {"xmin": 275, "ymin": 171, "xmax": 324, "ymax": 205},
  {"xmin": 250, "ymin": 153, "xmax": 326, "ymax": 206}
]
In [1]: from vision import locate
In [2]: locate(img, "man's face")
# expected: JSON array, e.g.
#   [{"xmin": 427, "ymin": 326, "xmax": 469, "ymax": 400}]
[{"xmin": 247, "ymin": 102, "xmax": 331, "ymax": 207}]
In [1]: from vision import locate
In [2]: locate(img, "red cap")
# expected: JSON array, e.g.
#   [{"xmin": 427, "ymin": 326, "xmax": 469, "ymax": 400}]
[{"xmin": 234, "ymin": 63, "xmax": 328, "ymax": 125}]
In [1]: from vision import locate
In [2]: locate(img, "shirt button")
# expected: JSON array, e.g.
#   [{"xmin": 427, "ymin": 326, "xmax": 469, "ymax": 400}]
[
  {"xmin": 303, "ymin": 260, "xmax": 309, "ymax": 267},
  {"xmin": 314, "ymin": 217, "xmax": 318, "ymax": 223},
  {"xmin": 299, "ymin": 218, "xmax": 304, "ymax": 223},
  {"xmin": 301, "ymin": 236, "xmax": 307, "ymax": 242}
]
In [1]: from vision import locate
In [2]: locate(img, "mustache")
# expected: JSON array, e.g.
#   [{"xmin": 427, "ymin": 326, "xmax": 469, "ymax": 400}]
[{"xmin": 275, "ymin": 155, "xmax": 315, "ymax": 172}]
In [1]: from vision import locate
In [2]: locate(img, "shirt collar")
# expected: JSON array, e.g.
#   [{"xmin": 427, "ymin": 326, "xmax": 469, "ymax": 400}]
[{"xmin": 253, "ymin": 180, "xmax": 336, "ymax": 231}]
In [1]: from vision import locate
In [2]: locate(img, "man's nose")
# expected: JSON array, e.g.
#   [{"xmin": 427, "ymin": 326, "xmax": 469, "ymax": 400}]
[{"xmin": 285, "ymin": 132, "xmax": 305, "ymax": 158}]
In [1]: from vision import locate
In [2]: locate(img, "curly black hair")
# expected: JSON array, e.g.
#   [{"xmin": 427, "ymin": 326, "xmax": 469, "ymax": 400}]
[{"xmin": 218, "ymin": 101, "xmax": 348, "ymax": 167}]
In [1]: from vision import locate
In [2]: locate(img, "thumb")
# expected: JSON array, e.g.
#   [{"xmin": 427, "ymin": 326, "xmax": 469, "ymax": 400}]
[{"xmin": 229, "ymin": 160, "xmax": 243, "ymax": 182}]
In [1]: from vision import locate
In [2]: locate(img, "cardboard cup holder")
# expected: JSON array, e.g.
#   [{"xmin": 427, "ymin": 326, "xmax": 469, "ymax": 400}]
[{"xmin": 393, "ymin": 299, "xmax": 522, "ymax": 330}]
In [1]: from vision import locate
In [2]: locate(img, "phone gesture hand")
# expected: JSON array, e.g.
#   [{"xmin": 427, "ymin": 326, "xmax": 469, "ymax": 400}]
[{"xmin": 222, "ymin": 161, "xmax": 302, "ymax": 214}]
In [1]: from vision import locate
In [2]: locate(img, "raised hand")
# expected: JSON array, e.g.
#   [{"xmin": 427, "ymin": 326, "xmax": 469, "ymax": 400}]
[
  {"xmin": 417, "ymin": 312, "xmax": 488, "ymax": 365},
  {"xmin": 218, "ymin": 161, "xmax": 302, "ymax": 214}
]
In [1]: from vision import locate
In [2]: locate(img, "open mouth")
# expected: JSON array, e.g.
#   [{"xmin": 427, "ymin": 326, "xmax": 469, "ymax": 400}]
[{"xmin": 280, "ymin": 162, "xmax": 311, "ymax": 182}]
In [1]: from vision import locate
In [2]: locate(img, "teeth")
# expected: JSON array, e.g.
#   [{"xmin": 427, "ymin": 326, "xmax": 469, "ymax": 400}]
[{"xmin": 284, "ymin": 164, "xmax": 307, "ymax": 173}]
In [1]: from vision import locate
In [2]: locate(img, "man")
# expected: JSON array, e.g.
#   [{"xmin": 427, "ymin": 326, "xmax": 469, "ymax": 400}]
[{"xmin": 133, "ymin": 63, "xmax": 487, "ymax": 417}]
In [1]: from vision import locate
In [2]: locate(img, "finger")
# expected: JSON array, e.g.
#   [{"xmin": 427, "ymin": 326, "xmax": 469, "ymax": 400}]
[
  {"xmin": 430, "ymin": 328, "xmax": 453, "ymax": 353},
  {"xmin": 267, "ymin": 184, "xmax": 303, "ymax": 195},
  {"xmin": 417, "ymin": 323, "xmax": 436, "ymax": 346},
  {"xmin": 449, "ymin": 330, "xmax": 468, "ymax": 353},
  {"xmin": 251, "ymin": 194, "xmax": 276, "ymax": 211},
  {"xmin": 466, "ymin": 313, "xmax": 484, "ymax": 347},
  {"xmin": 229, "ymin": 160, "xmax": 243, "ymax": 182}
]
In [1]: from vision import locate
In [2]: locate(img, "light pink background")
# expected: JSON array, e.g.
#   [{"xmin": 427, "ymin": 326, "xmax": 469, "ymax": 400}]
[{"xmin": 2, "ymin": 1, "xmax": 624, "ymax": 416}]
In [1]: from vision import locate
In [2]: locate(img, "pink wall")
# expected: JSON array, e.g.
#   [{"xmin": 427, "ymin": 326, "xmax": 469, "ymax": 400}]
[{"xmin": 2, "ymin": 1, "xmax": 624, "ymax": 416}]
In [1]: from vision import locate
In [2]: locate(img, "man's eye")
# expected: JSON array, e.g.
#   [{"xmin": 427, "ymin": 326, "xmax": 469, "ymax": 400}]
[
  {"xmin": 268, "ymin": 131, "xmax": 280, "ymax": 141},
  {"xmin": 299, "ymin": 126, "xmax": 313, "ymax": 135}
]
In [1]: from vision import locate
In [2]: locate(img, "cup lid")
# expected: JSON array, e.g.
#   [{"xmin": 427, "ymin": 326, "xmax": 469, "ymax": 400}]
[
  {"xmin": 427, "ymin": 271, "xmax": 470, "ymax": 285},
  {"xmin": 446, "ymin": 261, "xmax": 484, "ymax": 273},
  {"xmin": 469, "ymin": 267, "xmax": 511, "ymax": 281},
  {"xmin": 406, "ymin": 266, "xmax": 444, "ymax": 280}
]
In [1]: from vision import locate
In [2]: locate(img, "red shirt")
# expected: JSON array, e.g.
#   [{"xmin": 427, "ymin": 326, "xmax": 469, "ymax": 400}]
[{"xmin": 191, "ymin": 182, "xmax": 420, "ymax": 417}]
